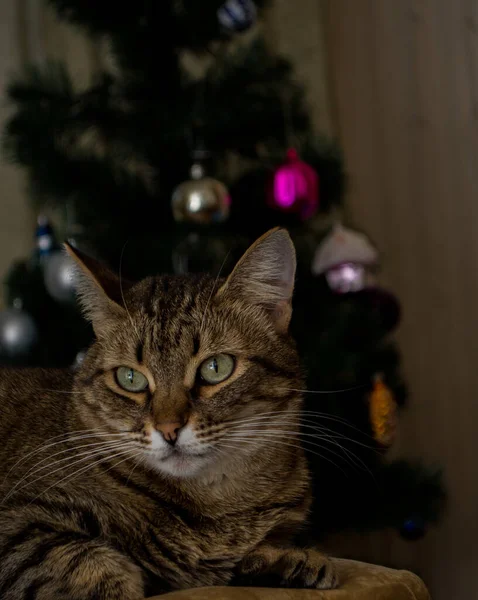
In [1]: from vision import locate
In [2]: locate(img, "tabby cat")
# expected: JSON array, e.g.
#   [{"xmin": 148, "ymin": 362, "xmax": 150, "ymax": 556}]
[{"xmin": 0, "ymin": 228, "xmax": 338, "ymax": 599}]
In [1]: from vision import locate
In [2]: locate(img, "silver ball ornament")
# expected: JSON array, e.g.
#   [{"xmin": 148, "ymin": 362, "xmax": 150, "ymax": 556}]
[
  {"xmin": 0, "ymin": 300, "xmax": 38, "ymax": 358},
  {"xmin": 44, "ymin": 250, "xmax": 77, "ymax": 303},
  {"xmin": 73, "ymin": 349, "xmax": 87, "ymax": 370},
  {"xmin": 172, "ymin": 163, "xmax": 230, "ymax": 225}
]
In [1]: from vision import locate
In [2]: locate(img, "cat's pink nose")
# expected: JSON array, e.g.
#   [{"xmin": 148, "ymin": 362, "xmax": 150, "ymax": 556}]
[{"xmin": 156, "ymin": 422, "xmax": 183, "ymax": 446}]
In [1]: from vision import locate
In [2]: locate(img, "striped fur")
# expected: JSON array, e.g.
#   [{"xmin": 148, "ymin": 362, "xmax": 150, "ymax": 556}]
[{"xmin": 0, "ymin": 230, "xmax": 337, "ymax": 599}]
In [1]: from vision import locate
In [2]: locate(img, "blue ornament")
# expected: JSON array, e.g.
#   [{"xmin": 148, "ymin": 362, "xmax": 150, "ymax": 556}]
[
  {"xmin": 399, "ymin": 516, "xmax": 426, "ymax": 541},
  {"xmin": 35, "ymin": 215, "xmax": 55, "ymax": 258},
  {"xmin": 217, "ymin": 0, "xmax": 257, "ymax": 32}
]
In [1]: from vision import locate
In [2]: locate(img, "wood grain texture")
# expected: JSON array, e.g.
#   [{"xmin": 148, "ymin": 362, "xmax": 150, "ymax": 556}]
[
  {"xmin": 325, "ymin": 1, "xmax": 478, "ymax": 598},
  {"xmin": 264, "ymin": 0, "xmax": 334, "ymax": 137}
]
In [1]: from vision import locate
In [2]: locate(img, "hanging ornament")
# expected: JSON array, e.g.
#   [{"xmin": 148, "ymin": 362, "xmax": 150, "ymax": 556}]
[
  {"xmin": 312, "ymin": 223, "xmax": 378, "ymax": 293},
  {"xmin": 399, "ymin": 515, "xmax": 426, "ymax": 541},
  {"xmin": 218, "ymin": 0, "xmax": 257, "ymax": 33},
  {"xmin": 72, "ymin": 349, "xmax": 87, "ymax": 370},
  {"xmin": 267, "ymin": 148, "xmax": 319, "ymax": 220},
  {"xmin": 0, "ymin": 298, "xmax": 39, "ymax": 360},
  {"xmin": 369, "ymin": 374, "xmax": 398, "ymax": 448},
  {"xmin": 172, "ymin": 162, "xmax": 231, "ymax": 225},
  {"xmin": 35, "ymin": 215, "xmax": 55, "ymax": 260},
  {"xmin": 43, "ymin": 247, "xmax": 77, "ymax": 303}
]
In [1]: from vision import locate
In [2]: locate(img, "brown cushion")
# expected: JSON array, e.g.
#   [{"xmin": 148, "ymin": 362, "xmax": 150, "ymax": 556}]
[{"xmin": 147, "ymin": 558, "xmax": 430, "ymax": 599}]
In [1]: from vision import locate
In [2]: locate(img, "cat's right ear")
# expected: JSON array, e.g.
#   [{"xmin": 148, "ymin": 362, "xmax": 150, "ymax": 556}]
[
  {"xmin": 64, "ymin": 243, "xmax": 133, "ymax": 337},
  {"xmin": 217, "ymin": 228, "xmax": 296, "ymax": 333}
]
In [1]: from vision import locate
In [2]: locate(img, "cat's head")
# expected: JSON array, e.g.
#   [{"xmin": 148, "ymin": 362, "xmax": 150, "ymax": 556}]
[{"xmin": 68, "ymin": 228, "xmax": 303, "ymax": 479}]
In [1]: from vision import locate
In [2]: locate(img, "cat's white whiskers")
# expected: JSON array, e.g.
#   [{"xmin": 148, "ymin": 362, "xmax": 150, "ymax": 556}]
[
  {"xmin": 225, "ymin": 410, "xmax": 375, "ymax": 440},
  {"xmin": 95, "ymin": 450, "xmax": 144, "ymax": 484},
  {"xmin": 215, "ymin": 443, "xmax": 262, "ymax": 459},
  {"xmin": 14, "ymin": 438, "xmax": 135, "ymax": 486},
  {"xmin": 298, "ymin": 415, "xmax": 376, "ymax": 441},
  {"xmin": 226, "ymin": 431, "xmax": 365, "ymax": 474},
  {"xmin": 2, "ymin": 430, "xmax": 129, "ymax": 485},
  {"xmin": 295, "ymin": 422, "xmax": 379, "ymax": 452},
  {"xmin": 279, "ymin": 385, "xmax": 366, "ymax": 394},
  {"xmin": 296, "ymin": 417, "xmax": 377, "ymax": 447},
  {"xmin": 2, "ymin": 440, "xmax": 133, "ymax": 503},
  {"xmin": 227, "ymin": 419, "xmax": 378, "ymax": 452},
  {"xmin": 125, "ymin": 453, "xmax": 145, "ymax": 486},
  {"xmin": 27, "ymin": 449, "xmax": 142, "ymax": 506},
  {"xmin": 229, "ymin": 420, "xmax": 342, "ymax": 438},
  {"xmin": 211, "ymin": 445, "xmax": 232, "ymax": 461},
  {"xmin": 228, "ymin": 418, "xmax": 378, "ymax": 457},
  {"xmin": 218, "ymin": 436, "xmax": 349, "ymax": 476},
  {"xmin": 224, "ymin": 409, "xmax": 345, "ymax": 426},
  {"xmin": 215, "ymin": 439, "xmax": 264, "ymax": 459},
  {"xmin": 294, "ymin": 410, "xmax": 375, "ymax": 433},
  {"xmin": 2, "ymin": 441, "xmax": 129, "ymax": 504},
  {"xmin": 227, "ymin": 428, "xmax": 373, "ymax": 475}
]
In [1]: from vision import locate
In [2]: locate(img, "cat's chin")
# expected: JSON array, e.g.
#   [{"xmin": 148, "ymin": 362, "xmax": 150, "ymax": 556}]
[{"xmin": 146, "ymin": 450, "xmax": 213, "ymax": 479}]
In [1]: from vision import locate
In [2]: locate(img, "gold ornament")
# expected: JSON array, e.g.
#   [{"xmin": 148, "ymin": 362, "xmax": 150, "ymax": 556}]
[
  {"xmin": 171, "ymin": 163, "xmax": 230, "ymax": 225},
  {"xmin": 369, "ymin": 374, "xmax": 398, "ymax": 447}
]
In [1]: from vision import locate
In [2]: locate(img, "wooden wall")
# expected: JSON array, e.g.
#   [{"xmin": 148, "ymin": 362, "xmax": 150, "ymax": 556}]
[
  {"xmin": 324, "ymin": 1, "xmax": 478, "ymax": 598},
  {"xmin": 0, "ymin": 0, "xmax": 98, "ymax": 291},
  {"xmin": 0, "ymin": 0, "xmax": 34, "ymax": 295},
  {"xmin": 265, "ymin": 0, "xmax": 333, "ymax": 137}
]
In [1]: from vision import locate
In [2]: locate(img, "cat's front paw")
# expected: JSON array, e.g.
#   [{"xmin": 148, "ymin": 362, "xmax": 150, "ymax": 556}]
[
  {"xmin": 278, "ymin": 548, "xmax": 338, "ymax": 590},
  {"xmin": 240, "ymin": 545, "xmax": 338, "ymax": 590}
]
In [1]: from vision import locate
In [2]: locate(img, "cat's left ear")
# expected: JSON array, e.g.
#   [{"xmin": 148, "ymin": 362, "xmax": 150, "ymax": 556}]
[
  {"xmin": 218, "ymin": 228, "xmax": 296, "ymax": 333},
  {"xmin": 64, "ymin": 243, "xmax": 133, "ymax": 337}
]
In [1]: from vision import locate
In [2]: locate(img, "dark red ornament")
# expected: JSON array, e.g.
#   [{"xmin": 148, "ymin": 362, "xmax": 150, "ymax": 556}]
[{"xmin": 267, "ymin": 148, "xmax": 319, "ymax": 220}]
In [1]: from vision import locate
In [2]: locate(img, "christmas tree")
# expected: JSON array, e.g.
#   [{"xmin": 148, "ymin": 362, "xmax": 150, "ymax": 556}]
[{"xmin": 0, "ymin": 0, "xmax": 444, "ymax": 544}]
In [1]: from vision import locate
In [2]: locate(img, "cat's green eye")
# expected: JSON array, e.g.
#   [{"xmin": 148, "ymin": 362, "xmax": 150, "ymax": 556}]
[
  {"xmin": 199, "ymin": 354, "xmax": 235, "ymax": 385},
  {"xmin": 115, "ymin": 367, "xmax": 149, "ymax": 392}
]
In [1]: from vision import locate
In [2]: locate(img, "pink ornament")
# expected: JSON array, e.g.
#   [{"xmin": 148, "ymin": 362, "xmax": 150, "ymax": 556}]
[
  {"xmin": 326, "ymin": 262, "xmax": 366, "ymax": 293},
  {"xmin": 312, "ymin": 223, "xmax": 379, "ymax": 294},
  {"xmin": 268, "ymin": 148, "xmax": 319, "ymax": 219}
]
